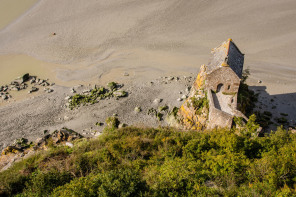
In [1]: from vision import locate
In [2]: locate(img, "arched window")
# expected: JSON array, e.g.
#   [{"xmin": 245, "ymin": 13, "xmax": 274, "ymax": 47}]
[{"xmin": 217, "ymin": 84, "xmax": 223, "ymax": 93}]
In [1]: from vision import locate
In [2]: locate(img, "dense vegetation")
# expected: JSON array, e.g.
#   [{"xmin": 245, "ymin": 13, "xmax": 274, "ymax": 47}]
[
  {"xmin": 237, "ymin": 69, "xmax": 258, "ymax": 117},
  {"xmin": 1, "ymin": 120, "xmax": 296, "ymax": 196}
]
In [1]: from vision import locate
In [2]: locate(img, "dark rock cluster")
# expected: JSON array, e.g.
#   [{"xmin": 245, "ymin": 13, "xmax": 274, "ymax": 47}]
[{"xmin": 0, "ymin": 73, "xmax": 55, "ymax": 101}]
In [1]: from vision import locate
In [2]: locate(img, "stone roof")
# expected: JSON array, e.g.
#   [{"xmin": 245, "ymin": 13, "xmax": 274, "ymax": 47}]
[{"xmin": 207, "ymin": 39, "xmax": 244, "ymax": 78}]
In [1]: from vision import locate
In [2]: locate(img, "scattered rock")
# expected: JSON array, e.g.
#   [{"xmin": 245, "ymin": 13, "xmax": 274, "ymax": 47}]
[
  {"xmin": 39, "ymin": 79, "xmax": 45, "ymax": 85},
  {"xmin": 185, "ymin": 87, "xmax": 191, "ymax": 93},
  {"xmin": 181, "ymin": 95, "xmax": 187, "ymax": 99},
  {"xmin": 95, "ymin": 122, "xmax": 104, "ymax": 126},
  {"xmin": 71, "ymin": 88, "xmax": 76, "ymax": 93},
  {"xmin": 51, "ymin": 128, "xmax": 83, "ymax": 144},
  {"xmin": 30, "ymin": 79, "xmax": 36, "ymax": 84},
  {"xmin": 147, "ymin": 108, "xmax": 157, "ymax": 116},
  {"xmin": 157, "ymin": 112, "xmax": 163, "ymax": 121},
  {"xmin": 28, "ymin": 87, "xmax": 39, "ymax": 93},
  {"xmin": 65, "ymin": 96, "xmax": 71, "ymax": 100},
  {"xmin": 153, "ymin": 98, "xmax": 162, "ymax": 104},
  {"xmin": 258, "ymin": 80, "xmax": 262, "ymax": 83},
  {"xmin": 177, "ymin": 98, "xmax": 183, "ymax": 102},
  {"xmin": 113, "ymin": 90, "xmax": 128, "ymax": 97},
  {"xmin": 82, "ymin": 90, "xmax": 90, "ymax": 94},
  {"xmin": 118, "ymin": 123, "xmax": 128, "ymax": 129},
  {"xmin": 1, "ymin": 146, "xmax": 23, "ymax": 155},
  {"xmin": 47, "ymin": 89, "xmax": 54, "ymax": 93},
  {"xmin": 168, "ymin": 76, "xmax": 174, "ymax": 81},
  {"xmin": 134, "ymin": 107, "xmax": 141, "ymax": 113},
  {"xmin": 20, "ymin": 73, "xmax": 30, "ymax": 83},
  {"xmin": 1, "ymin": 95, "xmax": 8, "ymax": 100},
  {"xmin": 11, "ymin": 87, "xmax": 19, "ymax": 91},
  {"xmin": 64, "ymin": 116, "xmax": 70, "ymax": 121},
  {"xmin": 123, "ymin": 72, "xmax": 129, "ymax": 76},
  {"xmin": 159, "ymin": 105, "xmax": 169, "ymax": 112}
]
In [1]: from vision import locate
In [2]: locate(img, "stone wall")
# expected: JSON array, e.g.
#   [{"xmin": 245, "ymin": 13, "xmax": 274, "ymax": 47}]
[
  {"xmin": 207, "ymin": 89, "xmax": 234, "ymax": 129},
  {"xmin": 206, "ymin": 67, "xmax": 240, "ymax": 94}
]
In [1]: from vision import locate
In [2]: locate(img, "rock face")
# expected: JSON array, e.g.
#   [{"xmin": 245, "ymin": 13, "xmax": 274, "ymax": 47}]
[
  {"xmin": 178, "ymin": 65, "xmax": 209, "ymax": 130},
  {"xmin": 178, "ymin": 39, "xmax": 248, "ymax": 130}
]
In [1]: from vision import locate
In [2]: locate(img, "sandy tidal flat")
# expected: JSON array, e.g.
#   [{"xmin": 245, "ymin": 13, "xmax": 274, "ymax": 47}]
[
  {"xmin": 0, "ymin": 0, "xmax": 38, "ymax": 30},
  {"xmin": 0, "ymin": 0, "xmax": 296, "ymax": 150}
]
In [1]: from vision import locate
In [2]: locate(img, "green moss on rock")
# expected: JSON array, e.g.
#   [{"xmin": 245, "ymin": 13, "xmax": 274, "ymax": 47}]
[{"xmin": 105, "ymin": 116, "xmax": 120, "ymax": 129}]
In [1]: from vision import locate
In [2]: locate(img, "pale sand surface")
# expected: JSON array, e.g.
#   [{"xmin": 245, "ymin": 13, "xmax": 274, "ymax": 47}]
[
  {"xmin": 0, "ymin": 0, "xmax": 296, "ymax": 150},
  {"xmin": 0, "ymin": 0, "xmax": 295, "ymax": 90}
]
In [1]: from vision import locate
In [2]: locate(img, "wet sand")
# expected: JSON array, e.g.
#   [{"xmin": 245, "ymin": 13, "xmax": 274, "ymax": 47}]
[
  {"xmin": 0, "ymin": 54, "xmax": 86, "ymax": 87},
  {"xmin": 0, "ymin": 0, "xmax": 38, "ymax": 30},
  {"xmin": 0, "ymin": 0, "xmax": 295, "ymax": 93},
  {"xmin": 0, "ymin": 54, "xmax": 55, "ymax": 85}
]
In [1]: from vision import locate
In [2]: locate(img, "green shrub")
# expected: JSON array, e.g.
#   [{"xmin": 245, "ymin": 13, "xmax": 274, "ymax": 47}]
[
  {"xmin": 237, "ymin": 69, "xmax": 258, "ymax": 116},
  {"xmin": 105, "ymin": 116, "xmax": 120, "ymax": 130},
  {"xmin": 20, "ymin": 170, "xmax": 72, "ymax": 196},
  {"xmin": 107, "ymin": 82, "xmax": 118, "ymax": 91},
  {"xmin": 190, "ymin": 93, "xmax": 209, "ymax": 115},
  {"xmin": 69, "ymin": 87, "xmax": 106, "ymax": 109},
  {"xmin": 2, "ymin": 126, "xmax": 296, "ymax": 196},
  {"xmin": 52, "ymin": 168, "xmax": 147, "ymax": 197}
]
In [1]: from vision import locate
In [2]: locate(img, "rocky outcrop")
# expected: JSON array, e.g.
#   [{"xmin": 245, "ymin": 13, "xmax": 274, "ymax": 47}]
[
  {"xmin": 0, "ymin": 128, "xmax": 83, "ymax": 172},
  {"xmin": 178, "ymin": 65, "xmax": 209, "ymax": 130},
  {"xmin": 177, "ymin": 39, "xmax": 248, "ymax": 130}
]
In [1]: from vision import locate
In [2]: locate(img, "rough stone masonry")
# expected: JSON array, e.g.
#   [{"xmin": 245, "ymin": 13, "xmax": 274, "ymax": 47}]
[{"xmin": 178, "ymin": 39, "xmax": 248, "ymax": 130}]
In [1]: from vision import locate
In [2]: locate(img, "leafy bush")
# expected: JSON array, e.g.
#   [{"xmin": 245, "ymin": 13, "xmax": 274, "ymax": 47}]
[
  {"xmin": 237, "ymin": 69, "xmax": 258, "ymax": 116},
  {"xmin": 190, "ymin": 93, "xmax": 209, "ymax": 115},
  {"xmin": 105, "ymin": 116, "xmax": 120, "ymax": 130},
  {"xmin": 52, "ymin": 168, "xmax": 147, "ymax": 197},
  {"xmin": 20, "ymin": 170, "xmax": 73, "ymax": 196}
]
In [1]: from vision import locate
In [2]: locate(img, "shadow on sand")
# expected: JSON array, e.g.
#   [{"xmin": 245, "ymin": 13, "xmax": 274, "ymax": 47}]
[{"xmin": 248, "ymin": 85, "xmax": 296, "ymax": 131}]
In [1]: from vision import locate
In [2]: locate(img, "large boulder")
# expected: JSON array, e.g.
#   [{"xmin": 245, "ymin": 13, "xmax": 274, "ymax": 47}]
[{"xmin": 13, "ymin": 73, "xmax": 30, "ymax": 84}]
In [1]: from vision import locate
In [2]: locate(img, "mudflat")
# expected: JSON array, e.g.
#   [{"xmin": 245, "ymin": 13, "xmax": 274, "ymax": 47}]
[
  {"xmin": 0, "ymin": 0, "xmax": 38, "ymax": 30},
  {"xmin": 0, "ymin": 0, "xmax": 296, "ymax": 150}
]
